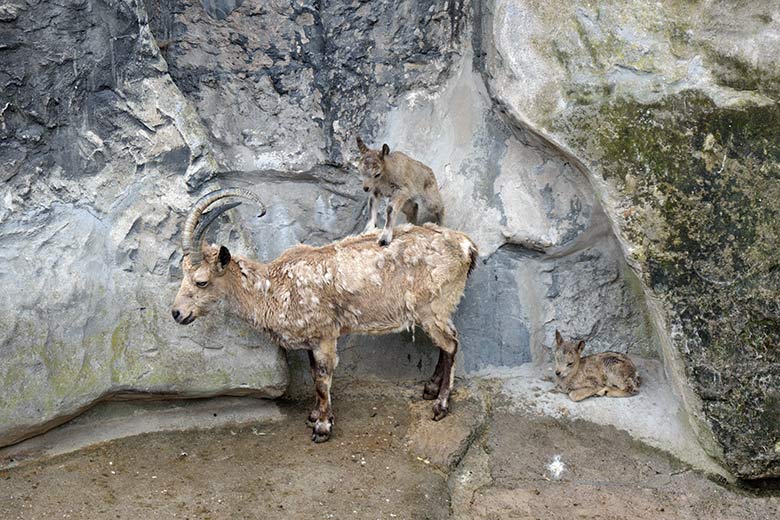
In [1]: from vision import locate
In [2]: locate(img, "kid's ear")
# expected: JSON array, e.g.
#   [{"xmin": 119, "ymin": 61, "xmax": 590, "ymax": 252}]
[
  {"xmin": 555, "ymin": 329, "xmax": 563, "ymax": 346},
  {"xmin": 381, "ymin": 143, "xmax": 390, "ymax": 157},
  {"xmin": 356, "ymin": 136, "xmax": 368, "ymax": 154},
  {"xmin": 576, "ymin": 340, "xmax": 585, "ymax": 352}
]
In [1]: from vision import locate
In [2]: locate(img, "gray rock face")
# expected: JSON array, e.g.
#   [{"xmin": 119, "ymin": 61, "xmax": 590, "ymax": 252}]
[
  {"xmin": 0, "ymin": 0, "xmax": 286, "ymax": 447},
  {"xmin": 151, "ymin": 0, "xmax": 463, "ymax": 169},
  {"xmin": 200, "ymin": 0, "xmax": 245, "ymax": 21},
  {"xmin": 0, "ymin": 0, "xmax": 656, "ymax": 449},
  {"xmin": 374, "ymin": 49, "xmax": 655, "ymax": 373},
  {"xmin": 479, "ymin": 0, "xmax": 780, "ymax": 478},
  {"xmin": 8, "ymin": 0, "xmax": 767, "ymax": 480}
]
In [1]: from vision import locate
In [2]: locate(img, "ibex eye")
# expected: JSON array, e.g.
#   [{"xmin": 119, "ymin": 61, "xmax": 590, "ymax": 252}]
[{"xmin": 196, "ymin": 281, "xmax": 209, "ymax": 288}]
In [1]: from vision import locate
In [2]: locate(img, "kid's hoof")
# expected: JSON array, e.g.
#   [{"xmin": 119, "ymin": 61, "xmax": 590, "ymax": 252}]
[
  {"xmin": 311, "ymin": 420, "xmax": 332, "ymax": 443},
  {"xmin": 432, "ymin": 402, "xmax": 449, "ymax": 421},
  {"xmin": 422, "ymin": 382, "xmax": 439, "ymax": 400},
  {"xmin": 378, "ymin": 237, "xmax": 390, "ymax": 247}
]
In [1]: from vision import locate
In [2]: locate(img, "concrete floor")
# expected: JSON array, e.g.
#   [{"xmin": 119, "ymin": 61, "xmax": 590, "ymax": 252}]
[
  {"xmin": 475, "ymin": 359, "xmax": 728, "ymax": 478},
  {"xmin": 1, "ymin": 367, "xmax": 778, "ymax": 519}
]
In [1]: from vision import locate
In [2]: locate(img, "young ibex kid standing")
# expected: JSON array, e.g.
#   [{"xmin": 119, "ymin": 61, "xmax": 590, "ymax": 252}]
[
  {"xmin": 356, "ymin": 136, "xmax": 444, "ymax": 246},
  {"xmin": 552, "ymin": 330, "xmax": 640, "ymax": 402}
]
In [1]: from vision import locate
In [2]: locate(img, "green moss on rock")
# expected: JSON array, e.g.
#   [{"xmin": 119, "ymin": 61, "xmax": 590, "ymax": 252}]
[{"xmin": 561, "ymin": 92, "xmax": 780, "ymax": 478}]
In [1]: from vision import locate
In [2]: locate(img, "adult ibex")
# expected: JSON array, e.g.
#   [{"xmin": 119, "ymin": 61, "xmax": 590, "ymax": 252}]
[{"xmin": 171, "ymin": 189, "xmax": 477, "ymax": 442}]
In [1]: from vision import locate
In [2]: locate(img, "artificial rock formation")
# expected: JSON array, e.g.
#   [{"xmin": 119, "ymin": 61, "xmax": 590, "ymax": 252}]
[
  {"xmin": 480, "ymin": 0, "xmax": 780, "ymax": 478},
  {"xmin": 0, "ymin": 0, "xmax": 290, "ymax": 447},
  {"xmin": 2, "ymin": 0, "xmax": 776, "ymax": 480}
]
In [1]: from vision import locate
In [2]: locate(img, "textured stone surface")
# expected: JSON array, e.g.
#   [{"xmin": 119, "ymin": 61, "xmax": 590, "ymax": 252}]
[
  {"xmin": 0, "ymin": 0, "xmax": 287, "ymax": 447},
  {"xmin": 480, "ymin": 0, "xmax": 780, "ymax": 478},
  {"xmin": 1, "ymin": 0, "xmax": 734, "ymax": 477},
  {"xmin": 405, "ymin": 382, "xmax": 487, "ymax": 470},
  {"xmin": 377, "ymin": 50, "xmax": 656, "ymax": 372},
  {"xmin": 151, "ymin": 0, "xmax": 464, "ymax": 169},
  {"xmin": 1, "ymin": 0, "xmax": 655, "ymax": 448}
]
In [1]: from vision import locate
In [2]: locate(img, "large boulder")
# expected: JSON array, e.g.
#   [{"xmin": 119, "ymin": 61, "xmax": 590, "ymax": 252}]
[
  {"xmin": 0, "ymin": 0, "xmax": 291, "ymax": 447},
  {"xmin": 480, "ymin": 0, "xmax": 780, "ymax": 478}
]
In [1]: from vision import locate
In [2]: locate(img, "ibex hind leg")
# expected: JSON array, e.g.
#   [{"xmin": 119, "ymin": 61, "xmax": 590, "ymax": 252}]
[
  {"xmin": 421, "ymin": 319, "xmax": 459, "ymax": 421},
  {"xmin": 603, "ymin": 387, "xmax": 637, "ymax": 398},
  {"xmin": 425, "ymin": 185, "xmax": 444, "ymax": 225},
  {"xmin": 413, "ymin": 199, "xmax": 442, "ymax": 226},
  {"xmin": 306, "ymin": 350, "xmax": 321, "ymax": 425},
  {"xmin": 427, "ymin": 201, "xmax": 444, "ymax": 225},
  {"xmin": 402, "ymin": 199, "xmax": 419, "ymax": 225},
  {"xmin": 605, "ymin": 367, "xmax": 640, "ymax": 396},
  {"xmin": 569, "ymin": 387, "xmax": 602, "ymax": 402},
  {"xmin": 423, "ymin": 350, "xmax": 446, "ymax": 400}
]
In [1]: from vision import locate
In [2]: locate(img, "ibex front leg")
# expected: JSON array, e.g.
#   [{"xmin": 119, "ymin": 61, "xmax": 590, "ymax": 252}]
[
  {"xmin": 311, "ymin": 337, "xmax": 338, "ymax": 443},
  {"xmin": 421, "ymin": 318, "xmax": 459, "ymax": 421},
  {"xmin": 364, "ymin": 190, "xmax": 379, "ymax": 232},
  {"xmin": 378, "ymin": 192, "xmax": 408, "ymax": 246}
]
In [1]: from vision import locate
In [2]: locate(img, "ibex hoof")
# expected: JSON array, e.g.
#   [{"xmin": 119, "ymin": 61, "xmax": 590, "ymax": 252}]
[
  {"xmin": 422, "ymin": 382, "xmax": 439, "ymax": 400},
  {"xmin": 312, "ymin": 431, "xmax": 330, "ymax": 443},
  {"xmin": 311, "ymin": 419, "xmax": 333, "ymax": 443},
  {"xmin": 378, "ymin": 237, "xmax": 390, "ymax": 247},
  {"xmin": 432, "ymin": 402, "xmax": 449, "ymax": 421}
]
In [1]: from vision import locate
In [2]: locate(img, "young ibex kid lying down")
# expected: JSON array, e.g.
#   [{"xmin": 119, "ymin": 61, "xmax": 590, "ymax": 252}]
[
  {"xmin": 356, "ymin": 136, "xmax": 444, "ymax": 246},
  {"xmin": 171, "ymin": 189, "xmax": 477, "ymax": 442},
  {"xmin": 552, "ymin": 330, "xmax": 640, "ymax": 402}
]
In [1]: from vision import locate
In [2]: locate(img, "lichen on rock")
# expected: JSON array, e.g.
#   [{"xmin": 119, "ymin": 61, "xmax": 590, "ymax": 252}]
[{"xmin": 483, "ymin": 0, "xmax": 780, "ymax": 478}]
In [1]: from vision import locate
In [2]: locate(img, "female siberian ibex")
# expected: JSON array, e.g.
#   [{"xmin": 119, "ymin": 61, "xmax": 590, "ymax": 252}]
[{"xmin": 171, "ymin": 189, "xmax": 477, "ymax": 443}]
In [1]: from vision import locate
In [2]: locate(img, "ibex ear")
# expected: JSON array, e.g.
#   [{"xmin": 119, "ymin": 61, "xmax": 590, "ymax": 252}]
[
  {"xmin": 356, "ymin": 136, "xmax": 368, "ymax": 154},
  {"xmin": 555, "ymin": 329, "xmax": 563, "ymax": 346},
  {"xmin": 216, "ymin": 245, "xmax": 231, "ymax": 273},
  {"xmin": 576, "ymin": 340, "xmax": 585, "ymax": 353},
  {"xmin": 381, "ymin": 143, "xmax": 390, "ymax": 157}
]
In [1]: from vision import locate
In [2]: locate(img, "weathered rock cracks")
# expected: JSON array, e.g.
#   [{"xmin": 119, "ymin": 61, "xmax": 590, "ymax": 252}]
[{"xmin": 1, "ymin": 0, "xmax": 777, "ymax": 480}]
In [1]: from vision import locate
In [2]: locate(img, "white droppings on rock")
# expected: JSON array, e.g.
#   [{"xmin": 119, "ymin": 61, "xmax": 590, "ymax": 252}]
[{"xmin": 547, "ymin": 455, "xmax": 565, "ymax": 480}]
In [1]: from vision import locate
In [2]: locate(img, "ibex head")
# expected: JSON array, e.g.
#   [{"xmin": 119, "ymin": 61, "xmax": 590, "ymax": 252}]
[
  {"xmin": 356, "ymin": 136, "xmax": 390, "ymax": 191},
  {"xmin": 553, "ymin": 330, "xmax": 585, "ymax": 378},
  {"xmin": 171, "ymin": 188, "xmax": 266, "ymax": 325}
]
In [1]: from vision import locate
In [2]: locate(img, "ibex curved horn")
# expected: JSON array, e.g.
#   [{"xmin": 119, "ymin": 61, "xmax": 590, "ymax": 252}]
[
  {"xmin": 192, "ymin": 200, "xmax": 242, "ymax": 248},
  {"xmin": 182, "ymin": 188, "xmax": 267, "ymax": 266}
]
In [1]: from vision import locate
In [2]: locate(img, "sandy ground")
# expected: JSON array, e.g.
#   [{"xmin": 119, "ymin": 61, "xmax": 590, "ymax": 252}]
[
  {"xmin": 0, "ymin": 385, "xmax": 449, "ymax": 520},
  {"xmin": 454, "ymin": 413, "xmax": 779, "ymax": 520},
  {"xmin": 1, "ymin": 378, "xmax": 778, "ymax": 520},
  {"xmin": 479, "ymin": 360, "xmax": 728, "ymax": 477}
]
